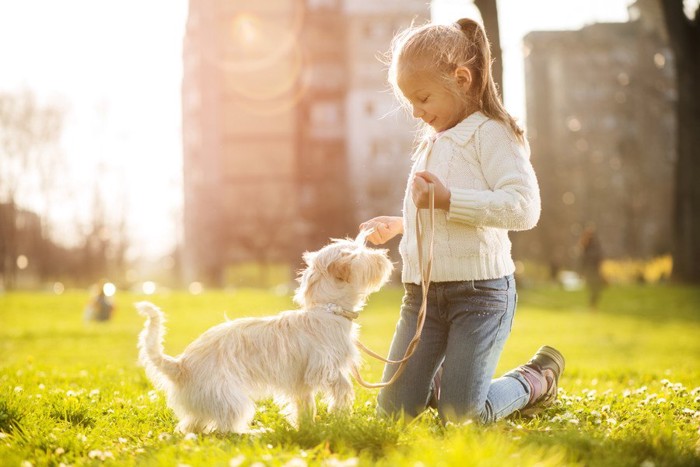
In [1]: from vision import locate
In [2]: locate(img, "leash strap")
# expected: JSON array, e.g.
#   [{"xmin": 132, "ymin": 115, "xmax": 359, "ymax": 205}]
[{"xmin": 352, "ymin": 183, "xmax": 435, "ymax": 389}]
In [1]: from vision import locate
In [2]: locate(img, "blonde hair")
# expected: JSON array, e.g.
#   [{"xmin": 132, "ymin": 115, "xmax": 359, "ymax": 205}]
[{"xmin": 387, "ymin": 18, "xmax": 524, "ymax": 143}]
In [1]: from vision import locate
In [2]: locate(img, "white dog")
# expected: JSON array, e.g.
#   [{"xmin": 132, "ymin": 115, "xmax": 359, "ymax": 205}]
[{"xmin": 136, "ymin": 235, "xmax": 392, "ymax": 434}]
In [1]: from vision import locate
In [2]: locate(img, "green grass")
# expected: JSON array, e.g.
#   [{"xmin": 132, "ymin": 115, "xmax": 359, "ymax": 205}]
[{"xmin": 1, "ymin": 284, "xmax": 699, "ymax": 466}]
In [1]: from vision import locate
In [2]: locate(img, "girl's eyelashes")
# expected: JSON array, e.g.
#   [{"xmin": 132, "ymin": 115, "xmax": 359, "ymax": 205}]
[{"xmin": 420, "ymin": 96, "xmax": 429, "ymax": 103}]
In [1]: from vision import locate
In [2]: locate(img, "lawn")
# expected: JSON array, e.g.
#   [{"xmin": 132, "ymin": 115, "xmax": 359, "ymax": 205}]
[{"xmin": 1, "ymin": 284, "xmax": 699, "ymax": 466}]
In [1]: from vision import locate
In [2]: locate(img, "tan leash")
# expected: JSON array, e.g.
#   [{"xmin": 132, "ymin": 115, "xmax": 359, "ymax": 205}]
[{"xmin": 351, "ymin": 183, "xmax": 435, "ymax": 389}]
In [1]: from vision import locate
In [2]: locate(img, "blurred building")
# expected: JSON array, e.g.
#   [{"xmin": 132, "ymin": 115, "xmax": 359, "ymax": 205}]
[
  {"xmin": 344, "ymin": 1, "xmax": 423, "ymax": 225},
  {"xmin": 518, "ymin": 0, "xmax": 676, "ymax": 272},
  {"xmin": 181, "ymin": 0, "xmax": 426, "ymax": 284}
]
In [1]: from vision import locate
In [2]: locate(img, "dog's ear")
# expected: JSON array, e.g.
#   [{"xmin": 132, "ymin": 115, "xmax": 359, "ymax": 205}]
[
  {"xmin": 328, "ymin": 255, "xmax": 352, "ymax": 283},
  {"xmin": 302, "ymin": 251, "xmax": 317, "ymax": 265}
]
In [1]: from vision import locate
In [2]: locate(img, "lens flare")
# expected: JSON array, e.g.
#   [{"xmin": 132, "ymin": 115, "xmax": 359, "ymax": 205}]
[
  {"xmin": 103, "ymin": 282, "xmax": 116, "ymax": 297},
  {"xmin": 142, "ymin": 281, "xmax": 156, "ymax": 295}
]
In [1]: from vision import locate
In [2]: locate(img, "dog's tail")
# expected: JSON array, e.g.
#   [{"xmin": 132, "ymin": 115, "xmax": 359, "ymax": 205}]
[{"xmin": 135, "ymin": 301, "xmax": 182, "ymax": 384}]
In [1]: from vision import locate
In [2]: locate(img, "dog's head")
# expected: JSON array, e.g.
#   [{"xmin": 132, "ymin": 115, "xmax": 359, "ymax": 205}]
[{"xmin": 294, "ymin": 233, "xmax": 393, "ymax": 310}]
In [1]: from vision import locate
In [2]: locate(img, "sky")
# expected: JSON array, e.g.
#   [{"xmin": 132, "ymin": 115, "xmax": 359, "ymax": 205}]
[{"xmin": 0, "ymin": 0, "xmax": 634, "ymax": 260}]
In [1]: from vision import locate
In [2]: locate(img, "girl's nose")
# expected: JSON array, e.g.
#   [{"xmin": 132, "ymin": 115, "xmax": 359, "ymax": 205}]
[{"xmin": 412, "ymin": 105, "xmax": 424, "ymax": 119}]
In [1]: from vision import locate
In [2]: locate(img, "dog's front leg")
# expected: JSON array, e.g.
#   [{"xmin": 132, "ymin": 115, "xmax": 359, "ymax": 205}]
[
  {"xmin": 327, "ymin": 373, "xmax": 354, "ymax": 412},
  {"xmin": 293, "ymin": 392, "xmax": 316, "ymax": 427}
]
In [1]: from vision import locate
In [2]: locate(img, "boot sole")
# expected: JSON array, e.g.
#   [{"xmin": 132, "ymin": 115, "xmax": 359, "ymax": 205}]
[{"xmin": 534, "ymin": 345, "xmax": 566, "ymax": 375}]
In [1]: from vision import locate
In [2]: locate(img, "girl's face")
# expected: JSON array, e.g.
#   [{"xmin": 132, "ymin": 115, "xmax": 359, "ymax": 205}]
[{"xmin": 397, "ymin": 69, "xmax": 469, "ymax": 133}]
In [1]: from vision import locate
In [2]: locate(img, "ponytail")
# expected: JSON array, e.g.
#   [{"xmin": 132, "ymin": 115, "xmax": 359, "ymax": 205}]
[{"xmin": 455, "ymin": 18, "xmax": 524, "ymax": 143}]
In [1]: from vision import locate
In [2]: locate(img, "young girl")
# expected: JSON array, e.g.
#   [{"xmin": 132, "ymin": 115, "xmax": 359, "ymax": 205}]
[{"xmin": 360, "ymin": 18, "xmax": 565, "ymax": 423}]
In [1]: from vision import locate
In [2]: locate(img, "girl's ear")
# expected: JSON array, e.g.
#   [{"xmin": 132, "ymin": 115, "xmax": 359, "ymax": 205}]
[{"xmin": 454, "ymin": 66, "xmax": 472, "ymax": 92}]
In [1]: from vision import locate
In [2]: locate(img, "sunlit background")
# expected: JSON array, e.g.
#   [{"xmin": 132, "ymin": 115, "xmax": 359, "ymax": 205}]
[{"xmin": 0, "ymin": 0, "xmax": 696, "ymax": 291}]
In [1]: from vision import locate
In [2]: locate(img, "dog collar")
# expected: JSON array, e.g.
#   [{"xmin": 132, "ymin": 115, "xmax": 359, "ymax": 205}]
[{"xmin": 323, "ymin": 303, "xmax": 359, "ymax": 321}]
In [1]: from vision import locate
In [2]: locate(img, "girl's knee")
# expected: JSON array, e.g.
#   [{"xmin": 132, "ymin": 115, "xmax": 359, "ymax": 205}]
[
  {"xmin": 439, "ymin": 401, "xmax": 495, "ymax": 425},
  {"xmin": 377, "ymin": 388, "xmax": 425, "ymax": 419}
]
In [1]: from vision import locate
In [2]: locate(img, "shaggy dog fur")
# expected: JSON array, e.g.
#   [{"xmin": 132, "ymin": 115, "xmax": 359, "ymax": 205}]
[{"xmin": 136, "ymin": 236, "xmax": 392, "ymax": 433}]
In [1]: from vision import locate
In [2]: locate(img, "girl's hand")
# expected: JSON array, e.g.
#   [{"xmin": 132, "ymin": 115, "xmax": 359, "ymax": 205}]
[
  {"xmin": 412, "ymin": 171, "xmax": 451, "ymax": 210},
  {"xmin": 359, "ymin": 216, "xmax": 403, "ymax": 245}
]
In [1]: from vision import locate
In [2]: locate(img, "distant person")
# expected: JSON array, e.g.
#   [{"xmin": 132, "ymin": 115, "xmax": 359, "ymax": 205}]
[
  {"xmin": 84, "ymin": 282, "xmax": 114, "ymax": 322},
  {"xmin": 579, "ymin": 227, "xmax": 605, "ymax": 309},
  {"xmin": 359, "ymin": 18, "xmax": 565, "ymax": 424}
]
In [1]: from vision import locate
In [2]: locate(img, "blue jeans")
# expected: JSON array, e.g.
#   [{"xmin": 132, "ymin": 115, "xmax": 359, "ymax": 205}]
[{"xmin": 377, "ymin": 275, "xmax": 530, "ymax": 423}]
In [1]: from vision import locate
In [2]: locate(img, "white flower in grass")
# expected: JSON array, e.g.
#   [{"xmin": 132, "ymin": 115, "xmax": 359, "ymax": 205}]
[
  {"xmin": 283, "ymin": 457, "xmax": 308, "ymax": 467},
  {"xmin": 635, "ymin": 386, "xmax": 648, "ymax": 394},
  {"xmin": 90, "ymin": 389, "xmax": 100, "ymax": 397},
  {"xmin": 88, "ymin": 450, "xmax": 113, "ymax": 460},
  {"xmin": 622, "ymin": 389, "xmax": 631, "ymax": 398},
  {"xmin": 322, "ymin": 457, "xmax": 359, "ymax": 467},
  {"xmin": 672, "ymin": 383, "xmax": 686, "ymax": 393},
  {"xmin": 118, "ymin": 437, "xmax": 127, "ymax": 444},
  {"xmin": 690, "ymin": 387, "xmax": 700, "ymax": 395},
  {"xmin": 77, "ymin": 433, "xmax": 88, "ymax": 442},
  {"xmin": 14, "ymin": 386, "xmax": 23, "ymax": 393},
  {"xmin": 229, "ymin": 455, "xmax": 246, "ymax": 467},
  {"xmin": 607, "ymin": 418, "xmax": 617, "ymax": 426},
  {"xmin": 640, "ymin": 460, "xmax": 655, "ymax": 467},
  {"xmin": 20, "ymin": 461, "xmax": 32, "ymax": 467},
  {"xmin": 158, "ymin": 433, "xmax": 172, "ymax": 441},
  {"xmin": 656, "ymin": 398, "xmax": 667, "ymax": 404},
  {"xmin": 54, "ymin": 447, "xmax": 65, "ymax": 455},
  {"xmin": 184, "ymin": 432, "xmax": 197, "ymax": 441},
  {"xmin": 38, "ymin": 384, "xmax": 45, "ymax": 390},
  {"xmin": 66, "ymin": 390, "xmax": 78, "ymax": 397},
  {"xmin": 568, "ymin": 419, "xmax": 580, "ymax": 425},
  {"xmin": 0, "ymin": 433, "xmax": 9, "ymax": 439}
]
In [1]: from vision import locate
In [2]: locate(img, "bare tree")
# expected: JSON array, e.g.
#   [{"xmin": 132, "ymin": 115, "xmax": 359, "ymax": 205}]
[
  {"xmin": 0, "ymin": 90, "xmax": 64, "ymax": 288},
  {"xmin": 659, "ymin": 1, "xmax": 700, "ymax": 283}
]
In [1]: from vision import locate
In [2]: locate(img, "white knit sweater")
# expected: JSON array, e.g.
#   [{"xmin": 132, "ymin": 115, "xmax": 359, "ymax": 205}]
[{"xmin": 399, "ymin": 112, "xmax": 541, "ymax": 284}]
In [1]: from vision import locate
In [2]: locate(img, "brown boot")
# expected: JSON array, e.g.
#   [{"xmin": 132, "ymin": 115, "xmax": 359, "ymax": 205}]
[{"xmin": 517, "ymin": 345, "xmax": 565, "ymax": 416}]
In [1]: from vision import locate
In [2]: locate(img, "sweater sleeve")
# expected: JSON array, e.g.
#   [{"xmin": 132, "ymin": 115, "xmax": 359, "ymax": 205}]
[{"xmin": 447, "ymin": 120, "xmax": 541, "ymax": 231}]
